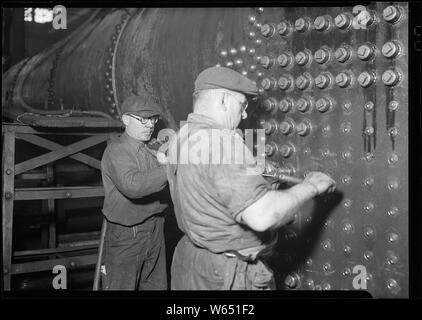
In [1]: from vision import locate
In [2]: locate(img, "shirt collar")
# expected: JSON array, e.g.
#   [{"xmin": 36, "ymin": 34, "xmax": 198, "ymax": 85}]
[
  {"xmin": 187, "ymin": 113, "xmax": 226, "ymax": 130},
  {"xmin": 120, "ymin": 131, "xmax": 147, "ymax": 152}
]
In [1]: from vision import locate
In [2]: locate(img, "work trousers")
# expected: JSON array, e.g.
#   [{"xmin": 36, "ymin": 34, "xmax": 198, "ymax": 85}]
[
  {"xmin": 101, "ymin": 216, "xmax": 167, "ymax": 290},
  {"xmin": 171, "ymin": 235, "xmax": 275, "ymax": 290}
]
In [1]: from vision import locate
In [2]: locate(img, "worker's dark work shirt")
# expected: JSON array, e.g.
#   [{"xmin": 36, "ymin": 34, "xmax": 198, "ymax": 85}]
[
  {"xmin": 166, "ymin": 113, "xmax": 273, "ymax": 254},
  {"xmin": 101, "ymin": 132, "xmax": 168, "ymax": 226}
]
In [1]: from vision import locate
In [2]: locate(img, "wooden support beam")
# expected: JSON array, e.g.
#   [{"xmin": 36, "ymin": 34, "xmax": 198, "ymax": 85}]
[
  {"xmin": 16, "ymin": 133, "xmax": 102, "ymax": 171},
  {"xmin": 12, "ymin": 254, "xmax": 98, "ymax": 275},
  {"xmin": 14, "ymin": 186, "xmax": 104, "ymax": 200},
  {"xmin": 2, "ymin": 127, "xmax": 15, "ymax": 290},
  {"xmin": 14, "ymin": 134, "xmax": 109, "ymax": 175}
]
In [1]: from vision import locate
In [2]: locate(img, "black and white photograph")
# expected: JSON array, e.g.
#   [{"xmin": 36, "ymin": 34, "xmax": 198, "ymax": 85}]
[{"xmin": 1, "ymin": 2, "xmax": 420, "ymax": 309}]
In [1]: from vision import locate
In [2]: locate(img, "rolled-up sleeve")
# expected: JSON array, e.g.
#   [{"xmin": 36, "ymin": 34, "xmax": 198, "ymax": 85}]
[{"xmin": 105, "ymin": 145, "xmax": 167, "ymax": 199}]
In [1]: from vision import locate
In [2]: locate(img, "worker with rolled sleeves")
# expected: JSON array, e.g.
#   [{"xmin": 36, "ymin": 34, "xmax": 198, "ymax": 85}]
[
  {"xmin": 100, "ymin": 94, "xmax": 169, "ymax": 290},
  {"xmin": 165, "ymin": 66, "xmax": 336, "ymax": 290}
]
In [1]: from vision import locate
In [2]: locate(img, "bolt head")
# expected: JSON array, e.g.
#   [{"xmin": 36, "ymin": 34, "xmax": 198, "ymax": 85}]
[
  {"xmin": 314, "ymin": 49, "xmax": 329, "ymax": 64},
  {"xmin": 382, "ymin": 70, "xmax": 400, "ymax": 86},
  {"xmin": 295, "ymin": 18, "xmax": 308, "ymax": 32},
  {"xmin": 357, "ymin": 44, "xmax": 374, "ymax": 60},
  {"xmin": 295, "ymin": 52, "xmax": 308, "ymax": 65},
  {"xmin": 335, "ymin": 13, "xmax": 350, "ymax": 29},
  {"xmin": 358, "ymin": 72, "xmax": 374, "ymax": 87},
  {"xmin": 383, "ymin": 6, "xmax": 401, "ymax": 23},
  {"xmin": 382, "ymin": 41, "xmax": 400, "ymax": 58},
  {"xmin": 335, "ymin": 47, "xmax": 349, "ymax": 63},
  {"xmin": 314, "ymin": 16, "xmax": 328, "ymax": 31},
  {"xmin": 6, "ymin": 169, "xmax": 12, "ymax": 175},
  {"xmin": 254, "ymin": 38, "xmax": 263, "ymax": 46},
  {"xmin": 277, "ymin": 21, "xmax": 290, "ymax": 35}
]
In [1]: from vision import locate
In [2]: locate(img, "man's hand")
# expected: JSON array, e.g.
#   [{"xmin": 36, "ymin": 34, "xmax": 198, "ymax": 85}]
[{"xmin": 303, "ymin": 171, "xmax": 336, "ymax": 195}]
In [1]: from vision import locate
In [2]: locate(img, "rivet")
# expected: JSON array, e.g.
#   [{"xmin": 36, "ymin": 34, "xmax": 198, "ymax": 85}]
[
  {"xmin": 229, "ymin": 48, "xmax": 238, "ymax": 56},
  {"xmin": 254, "ymin": 38, "xmax": 263, "ymax": 46},
  {"xmin": 343, "ymin": 199, "xmax": 352, "ymax": 208},
  {"xmin": 225, "ymin": 61, "xmax": 234, "ymax": 68},
  {"xmin": 248, "ymin": 15, "xmax": 257, "ymax": 24},
  {"xmin": 65, "ymin": 192, "xmax": 72, "ymax": 198},
  {"xmin": 364, "ymin": 226, "xmax": 376, "ymax": 239},
  {"xmin": 322, "ymin": 262, "xmax": 332, "ymax": 273},
  {"xmin": 364, "ymin": 250, "xmax": 374, "ymax": 260},
  {"xmin": 342, "ymin": 222, "xmax": 354, "ymax": 234},
  {"xmin": 248, "ymin": 31, "xmax": 256, "ymax": 39},
  {"xmin": 363, "ymin": 177, "xmax": 374, "ymax": 187},
  {"xmin": 389, "ymin": 127, "xmax": 399, "ymax": 137},
  {"xmin": 343, "ymin": 101, "xmax": 352, "ymax": 112},
  {"xmin": 364, "ymin": 202, "xmax": 374, "ymax": 213},
  {"xmin": 219, "ymin": 50, "xmax": 228, "ymax": 58},
  {"xmin": 234, "ymin": 58, "xmax": 243, "ymax": 67},
  {"xmin": 341, "ymin": 175, "xmax": 352, "ymax": 185},
  {"xmin": 322, "ymin": 282, "xmax": 332, "ymax": 290},
  {"xmin": 388, "ymin": 101, "xmax": 399, "ymax": 111},
  {"xmin": 322, "ymin": 239, "xmax": 333, "ymax": 251},
  {"xmin": 343, "ymin": 246, "xmax": 352, "ymax": 257},
  {"xmin": 343, "ymin": 267, "xmax": 352, "ymax": 276},
  {"xmin": 387, "ymin": 252, "xmax": 399, "ymax": 265},
  {"xmin": 364, "ymin": 126, "xmax": 374, "ymax": 135},
  {"xmin": 238, "ymin": 45, "xmax": 247, "ymax": 53},
  {"xmin": 387, "ymin": 207, "xmax": 399, "ymax": 217},
  {"xmin": 248, "ymin": 65, "xmax": 257, "ymax": 73},
  {"xmin": 388, "ymin": 232, "xmax": 399, "ymax": 243},
  {"xmin": 387, "ymin": 179, "xmax": 399, "ymax": 191},
  {"xmin": 6, "ymin": 169, "xmax": 12, "ymax": 175},
  {"xmin": 364, "ymin": 101, "xmax": 374, "ymax": 111},
  {"xmin": 386, "ymin": 278, "xmax": 401, "ymax": 294},
  {"xmin": 341, "ymin": 122, "xmax": 352, "ymax": 134},
  {"xmin": 342, "ymin": 150, "xmax": 352, "ymax": 160},
  {"xmin": 4, "ymin": 192, "xmax": 13, "ymax": 200}
]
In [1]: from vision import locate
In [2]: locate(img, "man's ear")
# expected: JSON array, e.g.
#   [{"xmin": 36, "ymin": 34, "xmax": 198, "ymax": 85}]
[{"xmin": 122, "ymin": 114, "xmax": 130, "ymax": 126}]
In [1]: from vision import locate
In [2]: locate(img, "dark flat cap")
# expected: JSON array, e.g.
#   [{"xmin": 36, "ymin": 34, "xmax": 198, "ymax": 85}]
[
  {"xmin": 194, "ymin": 66, "xmax": 258, "ymax": 95},
  {"xmin": 120, "ymin": 94, "xmax": 161, "ymax": 118}
]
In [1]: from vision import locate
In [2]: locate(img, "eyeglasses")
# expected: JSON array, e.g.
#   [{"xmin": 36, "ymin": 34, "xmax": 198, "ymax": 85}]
[{"xmin": 128, "ymin": 114, "xmax": 159, "ymax": 125}]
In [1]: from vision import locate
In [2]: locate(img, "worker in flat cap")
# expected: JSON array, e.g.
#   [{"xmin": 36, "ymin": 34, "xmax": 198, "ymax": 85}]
[
  {"xmin": 100, "ymin": 94, "xmax": 170, "ymax": 290},
  {"xmin": 166, "ymin": 66, "xmax": 336, "ymax": 290}
]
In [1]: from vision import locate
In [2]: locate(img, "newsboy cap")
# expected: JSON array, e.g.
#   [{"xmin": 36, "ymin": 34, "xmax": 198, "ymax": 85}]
[
  {"xmin": 194, "ymin": 66, "xmax": 258, "ymax": 95},
  {"xmin": 120, "ymin": 94, "xmax": 162, "ymax": 118}
]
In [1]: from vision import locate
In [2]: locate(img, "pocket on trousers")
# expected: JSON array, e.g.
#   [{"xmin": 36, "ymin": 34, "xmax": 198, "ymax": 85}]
[
  {"xmin": 249, "ymin": 261, "xmax": 275, "ymax": 290},
  {"xmin": 193, "ymin": 250, "xmax": 225, "ymax": 289}
]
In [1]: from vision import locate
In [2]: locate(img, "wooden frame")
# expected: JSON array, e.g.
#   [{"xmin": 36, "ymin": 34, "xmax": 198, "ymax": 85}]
[{"xmin": 2, "ymin": 122, "xmax": 121, "ymax": 290}]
